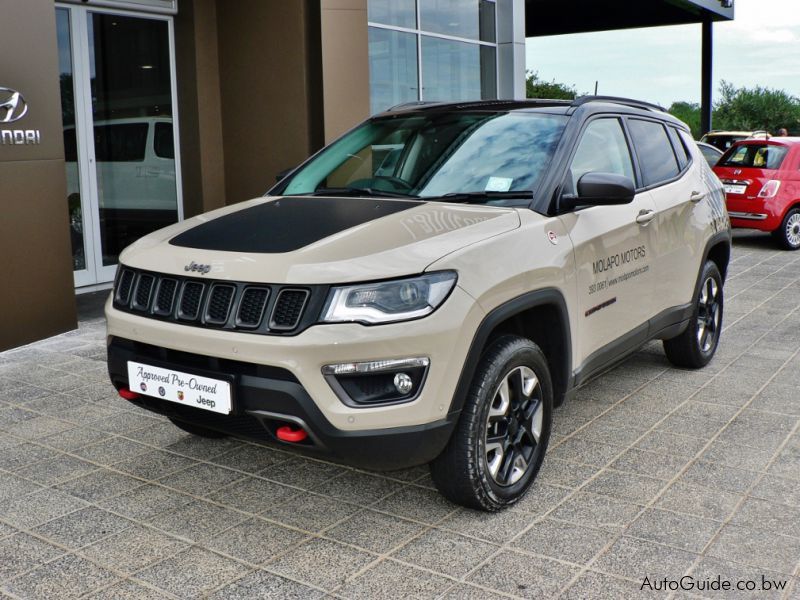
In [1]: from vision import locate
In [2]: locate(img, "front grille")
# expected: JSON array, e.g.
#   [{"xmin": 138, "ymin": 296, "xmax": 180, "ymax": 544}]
[
  {"xmin": 205, "ymin": 284, "xmax": 235, "ymax": 325},
  {"xmin": 270, "ymin": 289, "xmax": 310, "ymax": 330},
  {"xmin": 112, "ymin": 266, "xmax": 324, "ymax": 336}
]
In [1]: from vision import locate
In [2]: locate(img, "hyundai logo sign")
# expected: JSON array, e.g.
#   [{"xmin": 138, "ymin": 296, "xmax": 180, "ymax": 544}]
[
  {"xmin": 0, "ymin": 86, "xmax": 41, "ymax": 146},
  {"xmin": 0, "ymin": 88, "xmax": 28, "ymax": 124}
]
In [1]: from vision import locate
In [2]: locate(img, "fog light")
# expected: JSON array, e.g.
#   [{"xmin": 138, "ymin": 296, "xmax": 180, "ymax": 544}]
[{"xmin": 394, "ymin": 372, "xmax": 413, "ymax": 394}]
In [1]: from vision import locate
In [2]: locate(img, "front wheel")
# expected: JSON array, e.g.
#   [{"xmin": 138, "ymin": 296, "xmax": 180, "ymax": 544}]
[
  {"xmin": 430, "ymin": 335, "xmax": 553, "ymax": 511},
  {"xmin": 663, "ymin": 260, "xmax": 723, "ymax": 368},
  {"xmin": 773, "ymin": 208, "xmax": 800, "ymax": 250}
]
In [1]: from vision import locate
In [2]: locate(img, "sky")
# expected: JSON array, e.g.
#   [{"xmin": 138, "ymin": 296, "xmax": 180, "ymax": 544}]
[{"xmin": 524, "ymin": 0, "xmax": 800, "ymax": 107}]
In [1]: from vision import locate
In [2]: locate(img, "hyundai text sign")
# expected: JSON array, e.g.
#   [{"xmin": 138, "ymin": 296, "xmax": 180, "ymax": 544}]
[{"xmin": 0, "ymin": 87, "xmax": 41, "ymax": 146}]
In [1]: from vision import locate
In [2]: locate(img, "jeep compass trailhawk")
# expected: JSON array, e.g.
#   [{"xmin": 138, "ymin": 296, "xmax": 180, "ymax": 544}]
[{"xmin": 106, "ymin": 97, "xmax": 731, "ymax": 510}]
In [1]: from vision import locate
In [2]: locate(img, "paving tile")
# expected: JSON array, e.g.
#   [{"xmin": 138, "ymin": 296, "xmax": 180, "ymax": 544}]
[
  {"xmin": 156, "ymin": 463, "xmax": 244, "ymax": 497},
  {"xmin": 440, "ymin": 583, "xmax": 509, "ymax": 599},
  {"xmin": 146, "ymin": 500, "xmax": 248, "ymax": 543},
  {"xmin": 468, "ymin": 549, "xmax": 580, "ymax": 599},
  {"xmin": 38, "ymin": 426, "xmax": 111, "ymax": 451},
  {"xmin": 0, "ymin": 487, "xmax": 88, "ymax": 529},
  {"xmin": 707, "ymin": 524, "xmax": 800, "ymax": 575},
  {"xmin": 17, "ymin": 454, "xmax": 98, "ymax": 486},
  {"xmin": 84, "ymin": 579, "xmax": 167, "ymax": 600},
  {"xmin": 750, "ymin": 474, "xmax": 800, "ymax": 508},
  {"xmin": 656, "ymin": 481, "xmax": 742, "ymax": 522},
  {"xmin": 391, "ymin": 528, "xmax": 496, "ymax": 577},
  {"xmin": 0, "ymin": 473, "xmax": 43, "ymax": 503},
  {"xmin": 55, "ymin": 469, "xmax": 143, "ymax": 502},
  {"xmin": 88, "ymin": 411, "xmax": 163, "ymax": 435},
  {"xmin": 99, "ymin": 484, "xmax": 192, "ymax": 521},
  {"xmin": 730, "ymin": 497, "xmax": 800, "ymax": 539},
  {"xmin": 259, "ymin": 456, "xmax": 345, "ymax": 489},
  {"xmin": 438, "ymin": 507, "xmax": 533, "ymax": 545},
  {"xmin": 550, "ymin": 491, "xmax": 642, "ymax": 532},
  {"xmin": 511, "ymin": 481, "xmax": 572, "ymax": 516},
  {"xmin": 208, "ymin": 570, "xmax": 323, "ymax": 599},
  {"xmin": 81, "ymin": 524, "xmax": 189, "ymax": 575},
  {"xmin": 267, "ymin": 538, "xmax": 375, "ymax": 590},
  {"xmin": 163, "ymin": 434, "xmax": 242, "ymax": 460},
  {"xmin": 207, "ymin": 518, "xmax": 305, "ymax": 565},
  {"xmin": 326, "ymin": 510, "xmax": 422, "ymax": 554},
  {"xmin": 4, "ymin": 553, "xmax": 117, "ymax": 599},
  {"xmin": 549, "ymin": 438, "xmax": 624, "ymax": 467},
  {"xmin": 627, "ymin": 508, "xmax": 720, "ymax": 553},
  {"xmin": 311, "ymin": 470, "xmax": 403, "ymax": 505},
  {"xmin": 585, "ymin": 469, "xmax": 664, "ymax": 505},
  {"xmin": 769, "ymin": 443, "xmax": 800, "ymax": 481},
  {"xmin": 112, "ymin": 450, "xmax": 197, "ymax": 480},
  {"xmin": 337, "ymin": 560, "xmax": 453, "ymax": 599},
  {"xmin": 373, "ymin": 485, "xmax": 458, "ymax": 524},
  {"xmin": 595, "ymin": 535, "xmax": 697, "ymax": 581},
  {"xmin": 609, "ymin": 447, "xmax": 689, "ymax": 480},
  {"xmin": 73, "ymin": 436, "xmax": 152, "ymax": 465},
  {"xmin": 700, "ymin": 439, "xmax": 775, "ymax": 472},
  {"xmin": 135, "ymin": 547, "xmax": 250, "ymax": 598},
  {"xmin": 578, "ymin": 422, "xmax": 644, "ymax": 447},
  {"xmin": 535, "ymin": 458, "xmax": 598, "ymax": 488},
  {"xmin": 0, "ymin": 533, "xmax": 64, "ymax": 581},
  {"xmin": 690, "ymin": 556, "xmax": 792, "ymax": 599},
  {"xmin": 208, "ymin": 443, "xmax": 287, "ymax": 472},
  {"xmin": 208, "ymin": 475, "xmax": 299, "ymax": 514},
  {"xmin": 32, "ymin": 507, "xmax": 132, "ymax": 550},
  {"xmin": 680, "ymin": 460, "xmax": 759, "ymax": 495},
  {"xmin": 562, "ymin": 570, "xmax": 654, "ymax": 599},
  {"xmin": 634, "ymin": 430, "xmax": 708, "ymax": 458},
  {"xmin": 125, "ymin": 422, "xmax": 192, "ymax": 448},
  {"xmin": 9, "ymin": 415, "xmax": 76, "ymax": 440},
  {"xmin": 259, "ymin": 493, "xmax": 359, "ymax": 532},
  {"xmin": 0, "ymin": 442, "xmax": 59, "ymax": 472},
  {"xmin": 512, "ymin": 518, "xmax": 613, "ymax": 564}
]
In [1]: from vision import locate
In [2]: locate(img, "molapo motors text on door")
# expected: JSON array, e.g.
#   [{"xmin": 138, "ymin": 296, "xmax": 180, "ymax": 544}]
[{"xmin": 0, "ymin": 129, "xmax": 41, "ymax": 145}]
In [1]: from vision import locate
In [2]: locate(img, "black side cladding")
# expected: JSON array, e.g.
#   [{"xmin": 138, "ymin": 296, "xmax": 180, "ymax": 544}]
[{"xmin": 169, "ymin": 196, "xmax": 419, "ymax": 253}]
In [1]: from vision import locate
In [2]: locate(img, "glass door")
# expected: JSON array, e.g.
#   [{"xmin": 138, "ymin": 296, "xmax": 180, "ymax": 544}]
[{"xmin": 56, "ymin": 4, "xmax": 183, "ymax": 288}]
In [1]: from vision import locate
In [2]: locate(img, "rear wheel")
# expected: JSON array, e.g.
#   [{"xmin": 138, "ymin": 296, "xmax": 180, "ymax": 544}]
[
  {"xmin": 663, "ymin": 260, "xmax": 723, "ymax": 368},
  {"xmin": 168, "ymin": 417, "xmax": 228, "ymax": 438},
  {"xmin": 773, "ymin": 208, "xmax": 800, "ymax": 250},
  {"xmin": 430, "ymin": 335, "xmax": 552, "ymax": 511}
]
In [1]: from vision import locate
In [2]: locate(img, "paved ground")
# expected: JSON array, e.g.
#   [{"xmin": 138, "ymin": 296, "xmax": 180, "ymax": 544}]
[{"xmin": 1, "ymin": 230, "xmax": 799, "ymax": 599}]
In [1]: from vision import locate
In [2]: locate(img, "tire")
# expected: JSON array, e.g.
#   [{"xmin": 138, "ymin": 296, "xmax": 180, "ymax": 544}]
[
  {"xmin": 772, "ymin": 208, "xmax": 800, "ymax": 250},
  {"xmin": 430, "ymin": 335, "xmax": 553, "ymax": 511},
  {"xmin": 168, "ymin": 417, "xmax": 228, "ymax": 438},
  {"xmin": 663, "ymin": 260, "xmax": 723, "ymax": 369}
]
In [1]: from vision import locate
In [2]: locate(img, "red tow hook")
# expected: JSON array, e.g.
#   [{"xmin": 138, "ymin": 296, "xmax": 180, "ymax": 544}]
[
  {"xmin": 276, "ymin": 425, "xmax": 308, "ymax": 443},
  {"xmin": 118, "ymin": 387, "xmax": 140, "ymax": 401}
]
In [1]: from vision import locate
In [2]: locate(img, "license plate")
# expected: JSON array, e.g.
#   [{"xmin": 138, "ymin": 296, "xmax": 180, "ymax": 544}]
[
  {"xmin": 127, "ymin": 361, "xmax": 232, "ymax": 414},
  {"xmin": 724, "ymin": 184, "xmax": 747, "ymax": 195}
]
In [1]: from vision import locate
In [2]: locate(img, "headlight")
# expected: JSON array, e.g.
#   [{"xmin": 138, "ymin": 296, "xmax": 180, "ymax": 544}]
[{"xmin": 321, "ymin": 271, "xmax": 457, "ymax": 324}]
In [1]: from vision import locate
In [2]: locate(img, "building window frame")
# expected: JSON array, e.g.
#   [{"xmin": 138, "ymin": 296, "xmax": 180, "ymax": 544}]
[{"xmin": 368, "ymin": 0, "xmax": 499, "ymax": 111}]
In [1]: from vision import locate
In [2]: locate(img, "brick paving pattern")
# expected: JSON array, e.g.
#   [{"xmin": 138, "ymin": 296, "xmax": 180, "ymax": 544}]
[{"xmin": 0, "ymin": 230, "xmax": 798, "ymax": 599}]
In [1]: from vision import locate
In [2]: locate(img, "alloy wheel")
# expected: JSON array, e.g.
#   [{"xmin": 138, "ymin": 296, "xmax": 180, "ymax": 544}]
[
  {"xmin": 696, "ymin": 276, "xmax": 721, "ymax": 352},
  {"xmin": 484, "ymin": 366, "xmax": 543, "ymax": 486},
  {"xmin": 786, "ymin": 212, "xmax": 800, "ymax": 248}
]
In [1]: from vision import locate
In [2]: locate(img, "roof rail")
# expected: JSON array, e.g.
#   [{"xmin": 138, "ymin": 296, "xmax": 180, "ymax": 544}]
[{"xmin": 571, "ymin": 95, "xmax": 666, "ymax": 113}]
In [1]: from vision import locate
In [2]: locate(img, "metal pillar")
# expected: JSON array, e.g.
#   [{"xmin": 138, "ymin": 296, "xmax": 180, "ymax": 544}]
[{"xmin": 701, "ymin": 20, "xmax": 713, "ymax": 135}]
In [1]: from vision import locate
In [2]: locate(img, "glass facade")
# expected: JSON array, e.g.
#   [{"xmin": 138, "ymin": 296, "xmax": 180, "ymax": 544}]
[{"xmin": 368, "ymin": 0, "xmax": 498, "ymax": 114}]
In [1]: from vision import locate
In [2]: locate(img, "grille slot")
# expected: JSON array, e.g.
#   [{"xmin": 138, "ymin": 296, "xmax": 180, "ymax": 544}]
[
  {"xmin": 116, "ymin": 269, "xmax": 135, "ymax": 306},
  {"xmin": 153, "ymin": 278, "xmax": 178, "ymax": 316},
  {"xmin": 178, "ymin": 281, "xmax": 205, "ymax": 321},
  {"xmin": 236, "ymin": 287, "xmax": 270, "ymax": 329},
  {"xmin": 205, "ymin": 284, "xmax": 236, "ymax": 325},
  {"xmin": 132, "ymin": 274, "xmax": 155, "ymax": 311},
  {"xmin": 269, "ymin": 289, "xmax": 309, "ymax": 331}
]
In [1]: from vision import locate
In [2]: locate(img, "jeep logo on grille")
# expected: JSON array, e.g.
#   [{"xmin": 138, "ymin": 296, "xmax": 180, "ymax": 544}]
[{"xmin": 185, "ymin": 261, "xmax": 211, "ymax": 274}]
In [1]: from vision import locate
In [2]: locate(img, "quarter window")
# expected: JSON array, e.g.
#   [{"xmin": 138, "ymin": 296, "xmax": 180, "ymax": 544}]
[
  {"xmin": 668, "ymin": 127, "xmax": 690, "ymax": 170},
  {"xmin": 567, "ymin": 118, "xmax": 635, "ymax": 193},
  {"xmin": 628, "ymin": 119, "xmax": 680, "ymax": 187}
]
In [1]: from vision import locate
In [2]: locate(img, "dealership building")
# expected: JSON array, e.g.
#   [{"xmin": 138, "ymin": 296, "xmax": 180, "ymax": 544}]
[{"xmin": 0, "ymin": 0, "xmax": 733, "ymax": 351}]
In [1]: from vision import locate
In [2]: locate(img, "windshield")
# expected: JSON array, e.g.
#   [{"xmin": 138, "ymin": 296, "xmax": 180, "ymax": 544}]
[
  {"xmin": 277, "ymin": 112, "xmax": 567, "ymax": 204},
  {"xmin": 719, "ymin": 144, "xmax": 789, "ymax": 170}
]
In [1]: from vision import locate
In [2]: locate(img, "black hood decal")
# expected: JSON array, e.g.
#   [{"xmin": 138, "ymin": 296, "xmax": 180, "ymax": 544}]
[{"xmin": 169, "ymin": 196, "xmax": 419, "ymax": 253}]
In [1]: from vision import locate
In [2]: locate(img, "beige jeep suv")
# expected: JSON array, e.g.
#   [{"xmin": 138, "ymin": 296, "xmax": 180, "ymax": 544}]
[{"xmin": 106, "ymin": 97, "xmax": 731, "ymax": 510}]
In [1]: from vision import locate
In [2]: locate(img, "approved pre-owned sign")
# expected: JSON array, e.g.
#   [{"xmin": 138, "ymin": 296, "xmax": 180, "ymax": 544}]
[{"xmin": 127, "ymin": 361, "xmax": 232, "ymax": 414}]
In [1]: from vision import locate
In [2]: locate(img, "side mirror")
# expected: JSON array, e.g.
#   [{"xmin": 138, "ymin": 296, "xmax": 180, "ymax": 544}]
[
  {"xmin": 275, "ymin": 167, "xmax": 295, "ymax": 183},
  {"xmin": 561, "ymin": 172, "xmax": 636, "ymax": 211}
]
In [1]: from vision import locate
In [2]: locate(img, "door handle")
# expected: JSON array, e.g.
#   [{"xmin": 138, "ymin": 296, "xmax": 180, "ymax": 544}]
[
  {"xmin": 636, "ymin": 209, "xmax": 656, "ymax": 225},
  {"xmin": 690, "ymin": 191, "xmax": 706, "ymax": 203}
]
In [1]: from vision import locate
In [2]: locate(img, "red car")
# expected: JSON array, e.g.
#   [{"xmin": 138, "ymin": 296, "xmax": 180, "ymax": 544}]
[{"xmin": 714, "ymin": 138, "xmax": 800, "ymax": 250}]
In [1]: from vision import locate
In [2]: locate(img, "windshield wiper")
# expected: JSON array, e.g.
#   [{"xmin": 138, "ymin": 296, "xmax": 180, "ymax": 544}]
[
  {"xmin": 306, "ymin": 187, "xmax": 418, "ymax": 199},
  {"xmin": 424, "ymin": 190, "xmax": 534, "ymax": 204}
]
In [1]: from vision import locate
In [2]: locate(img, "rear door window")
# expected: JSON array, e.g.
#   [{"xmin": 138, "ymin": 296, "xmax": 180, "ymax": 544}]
[
  {"xmin": 719, "ymin": 144, "xmax": 788, "ymax": 170},
  {"xmin": 154, "ymin": 122, "xmax": 175, "ymax": 159},
  {"xmin": 628, "ymin": 119, "xmax": 680, "ymax": 187}
]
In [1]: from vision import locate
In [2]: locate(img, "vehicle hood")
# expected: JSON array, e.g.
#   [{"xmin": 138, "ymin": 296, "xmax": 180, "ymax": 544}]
[{"xmin": 120, "ymin": 195, "xmax": 521, "ymax": 283}]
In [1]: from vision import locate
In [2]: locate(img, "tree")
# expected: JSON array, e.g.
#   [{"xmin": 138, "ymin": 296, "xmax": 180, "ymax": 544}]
[
  {"xmin": 525, "ymin": 71, "xmax": 578, "ymax": 100},
  {"xmin": 668, "ymin": 101, "xmax": 701, "ymax": 138},
  {"xmin": 713, "ymin": 80, "xmax": 800, "ymax": 134}
]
